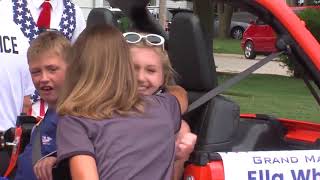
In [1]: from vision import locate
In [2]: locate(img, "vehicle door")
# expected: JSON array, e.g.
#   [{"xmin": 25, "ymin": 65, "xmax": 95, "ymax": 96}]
[{"xmin": 253, "ymin": 18, "xmax": 277, "ymax": 52}]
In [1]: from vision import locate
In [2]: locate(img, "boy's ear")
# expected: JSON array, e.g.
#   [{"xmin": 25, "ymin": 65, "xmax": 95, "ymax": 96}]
[{"xmin": 166, "ymin": 85, "xmax": 188, "ymax": 114}]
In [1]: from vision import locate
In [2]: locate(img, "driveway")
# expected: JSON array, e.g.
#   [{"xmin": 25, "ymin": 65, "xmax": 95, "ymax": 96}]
[{"xmin": 214, "ymin": 53, "xmax": 292, "ymax": 76}]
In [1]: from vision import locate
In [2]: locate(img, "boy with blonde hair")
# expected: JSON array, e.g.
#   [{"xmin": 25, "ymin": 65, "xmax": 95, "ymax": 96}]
[{"xmin": 15, "ymin": 31, "xmax": 71, "ymax": 180}]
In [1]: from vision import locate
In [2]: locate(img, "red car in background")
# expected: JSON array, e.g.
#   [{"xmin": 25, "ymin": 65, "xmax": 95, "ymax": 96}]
[
  {"xmin": 241, "ymin": 6, "xmax": 320, "ymax": 59},
  {"xmin": 241, "ymin": 18, "xmax": 277, "ymax": 59}
]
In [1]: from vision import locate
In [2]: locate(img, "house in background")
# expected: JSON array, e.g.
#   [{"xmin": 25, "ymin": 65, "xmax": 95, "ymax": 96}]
[{"xmin": 149, "ymin": 0, "xmax": 193, "ymax": 20}]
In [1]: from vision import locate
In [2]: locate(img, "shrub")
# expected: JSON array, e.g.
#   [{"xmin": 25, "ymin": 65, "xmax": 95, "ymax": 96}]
[
  {"xmin": 118, "ymin": 17, "xmax": 132, "ymax": 32},
  {"xmin": 281, "ymin": 8, "xmax": 320, "ymax": 77},
  {"xmin": 297, "ymin": 8, "xmax": 320, "ymax": 41}
]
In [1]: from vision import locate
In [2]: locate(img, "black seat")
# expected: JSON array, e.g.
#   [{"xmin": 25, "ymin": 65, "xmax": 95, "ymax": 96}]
[
  {"xmin": 167, "ymin": 12, "xmax": 288, "ymax": 160},
  {"xmin": 233, "ymin": 115, "xmax": 287, "ymax": 151},
  {"xmin": 86, "ymin": 8, "xmax": 118, "ymax": 28},
  {"xmin": 168, "ymin": 12, "xmax": 240, "ymax": 165}
]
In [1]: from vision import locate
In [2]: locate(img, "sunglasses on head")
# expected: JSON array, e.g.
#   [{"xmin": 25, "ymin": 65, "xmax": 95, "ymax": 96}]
[{"xmin": 123, "ymin": 32, "xmax": 165, "ymax": 46}]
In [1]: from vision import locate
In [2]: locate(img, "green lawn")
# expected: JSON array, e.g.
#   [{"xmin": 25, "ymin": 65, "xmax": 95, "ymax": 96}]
[
  {"xmin": 213, "ymin": 38, "xmax": 243, "ymax": 54},
  {"xmin": 218, "ymin": 73, "xmax": 320, "ymax": 123}
]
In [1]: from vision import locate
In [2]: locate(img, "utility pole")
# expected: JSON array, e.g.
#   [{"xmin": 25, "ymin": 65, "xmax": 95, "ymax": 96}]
[{"xmin": 159, "ymin": 0, "xmax": 167, "ymax": 29}]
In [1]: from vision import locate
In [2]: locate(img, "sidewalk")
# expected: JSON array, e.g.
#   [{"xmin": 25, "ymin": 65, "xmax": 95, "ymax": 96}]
[{"xmin": 213, "ymin": 53, "xmax": 292, "ymax": 76}]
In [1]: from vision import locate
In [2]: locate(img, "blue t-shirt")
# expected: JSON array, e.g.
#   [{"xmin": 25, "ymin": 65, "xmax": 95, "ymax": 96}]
[{"xmin": 15, "ymin": 109, "xmax": 57, "ymax": 180}]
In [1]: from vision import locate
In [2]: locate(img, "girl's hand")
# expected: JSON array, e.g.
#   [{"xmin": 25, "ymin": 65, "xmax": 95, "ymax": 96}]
[{"xmin": 175, "ymin": 132, "xmax": 197, "ymax": 160}]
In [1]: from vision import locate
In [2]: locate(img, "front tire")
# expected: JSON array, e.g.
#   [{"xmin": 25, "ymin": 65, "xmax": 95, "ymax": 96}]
[
  {"xmin": 231, "ymin": 27, "xmax": 244, "ymax": 39},
  {"xmin": 244, "ymin": 41, "xmax": 256, "ymax": 59}
]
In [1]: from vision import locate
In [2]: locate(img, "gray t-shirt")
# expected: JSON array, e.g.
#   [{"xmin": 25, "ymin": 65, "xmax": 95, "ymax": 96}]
[{"xmin": 56, "ymin": 93, "xmax": 181, "ymax": 180}]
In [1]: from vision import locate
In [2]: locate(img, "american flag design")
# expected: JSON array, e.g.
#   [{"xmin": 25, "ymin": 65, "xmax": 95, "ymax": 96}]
[
  {"xmin": 12, "ymin": 0, "xmax": 76, "ymax": 42},
  {"xmin": 31, "ymin": 89, "xmax": 40, "ymax": 104},
  {"xmin": 28, "ymin": 98, "xmax": 48, "ymax": 120},
  {"xmin": 12, "ymin": 0, "xmax": 77, "ymax": 108}
]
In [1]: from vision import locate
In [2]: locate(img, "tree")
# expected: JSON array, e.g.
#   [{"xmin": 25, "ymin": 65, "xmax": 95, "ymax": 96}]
[
  {"xmin": 304, "ymin": 0, "xmax": 314, "ymax": 5},
  {"xmin": 159, "ymin": 0, "xmax": 167, "ymax": 28},
  {"xmin": 193, "ymin": 0, "xmax": 214, "ymax": 47},
  {"xmin": 217, "ymin": 2, "xmax": 233, "ymax": 38},
  {"xmin": 173, "ymin": 0, "xmax": 233, "ymax": 42}
]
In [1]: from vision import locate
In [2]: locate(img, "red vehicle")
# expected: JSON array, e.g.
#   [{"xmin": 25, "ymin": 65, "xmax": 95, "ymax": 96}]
[
  {"xmin": 241, "ymin": 18, "xmax": 277, "ymax": 59},
  {"xmin": 241, "ymin": 6, "xmax": 320, "ymax": 59},
  {"xmin": 180, "ymin": 1, "xmax": 320, "ymax": 178},
  {"xmin": 1, "ymin": 0, "xmax": 320, "ymax": 180}
]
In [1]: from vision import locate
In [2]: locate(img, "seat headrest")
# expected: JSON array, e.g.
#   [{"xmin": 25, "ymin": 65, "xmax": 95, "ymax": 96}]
[
  {"xmin": 168, "ymin": 12, "xmax": 218, "ymax": 92},
  {"xmin": 128, "ymin": 8, "xmax": 168, "ymax": 41},
  {"xmin": 87, "ymin": 8, "xmax": 118, "ymax": 28}
]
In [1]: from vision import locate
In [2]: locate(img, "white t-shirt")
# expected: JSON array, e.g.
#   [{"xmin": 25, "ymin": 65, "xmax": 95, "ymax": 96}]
[
  {"xmin": 0, "ymin": 0, "xmax": 35, "ymax": 131},
  {"xmin": 0, "ymin": 0, "xmax": 85, "ymax": 131}
]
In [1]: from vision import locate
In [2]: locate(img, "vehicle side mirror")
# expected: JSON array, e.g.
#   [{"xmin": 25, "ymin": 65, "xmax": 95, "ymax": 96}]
[{"xmin": 249, "ymin": 20, "xmax": 255, "ymax": 24}]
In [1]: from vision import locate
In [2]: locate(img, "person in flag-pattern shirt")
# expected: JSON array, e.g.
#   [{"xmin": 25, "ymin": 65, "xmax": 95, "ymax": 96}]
[{"xmin": 0, "ymin": 0, "xmax": 85, "ymax": 178}]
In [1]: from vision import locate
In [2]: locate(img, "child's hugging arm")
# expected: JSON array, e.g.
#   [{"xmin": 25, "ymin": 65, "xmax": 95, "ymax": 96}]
[
  {"xmin": 166, "ymin": 85, "xmax": 198, "ymax": 180},
  {"xmin": 70, "ymin": 155, "xmax": 99, "ymax": 180},
  {"xmin": 173, "ymin": 121, "xmax": 197, "ymax": 180},
  {"xmin": 166, "ymin": 85, "xmax": 188, "ymax": 114},
  {"xmin": 56, "ymin": 116, "xmax": 99, "ymax": 180}
]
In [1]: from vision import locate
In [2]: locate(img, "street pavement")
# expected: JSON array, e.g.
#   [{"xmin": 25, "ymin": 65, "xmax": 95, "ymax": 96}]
[{"xmin": 214, "ymin": 53, "xmax": 292, "ymax": 76}]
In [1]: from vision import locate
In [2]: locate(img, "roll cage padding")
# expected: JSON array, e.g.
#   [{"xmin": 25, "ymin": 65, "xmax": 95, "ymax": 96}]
[{"xmin": 86, "ymin": 8, "xmax": 118, "ymax": 28}]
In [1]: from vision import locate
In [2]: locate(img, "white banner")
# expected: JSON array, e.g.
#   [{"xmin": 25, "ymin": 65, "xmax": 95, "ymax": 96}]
[{"xmin": 218, "ymin": 150, "xmax": 320, "ymax": 180}]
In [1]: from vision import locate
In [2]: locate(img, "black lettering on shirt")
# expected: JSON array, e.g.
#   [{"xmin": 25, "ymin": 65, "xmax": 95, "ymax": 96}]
[
  {"xmin": 11, "ymin": 37, "xmax": 18, "ymax": 54},
  {"xmin": 0, "ymin": 36, "xmax": 2, "ymax": 53},
  {"xmin": 0, "ymin": 35, "xmax": 19, "ymax": 54},
  {"xmin": 3, "ymin": 36, "xmax": 11, "ymax": 53}
]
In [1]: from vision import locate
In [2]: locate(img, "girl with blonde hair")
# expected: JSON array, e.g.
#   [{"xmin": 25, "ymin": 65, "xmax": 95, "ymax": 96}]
[{"xmin": 124, "ymin": 32, "xmax": 197, "ymax": 180}]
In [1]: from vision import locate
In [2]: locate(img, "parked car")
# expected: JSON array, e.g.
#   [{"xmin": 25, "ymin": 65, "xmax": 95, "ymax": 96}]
[
  {"xmin": 167, "ymin": 9, "xmax": 251, "ymax": 39},
  {"xmin": 213, "ymin": 16, "xmax": 250, "ymax": 39},
  {"xmin": 241, "ymin": 18, "xmax": 277, "ymax": 59},
  {"xmin": 241, "ymin": 6, "xmax": 320, "ymax": 59}
]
